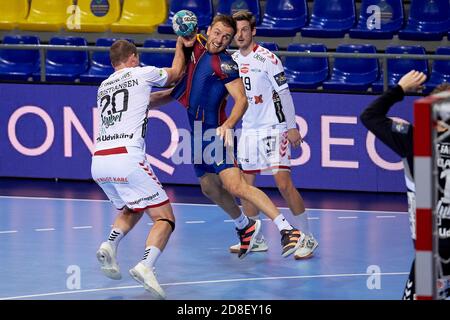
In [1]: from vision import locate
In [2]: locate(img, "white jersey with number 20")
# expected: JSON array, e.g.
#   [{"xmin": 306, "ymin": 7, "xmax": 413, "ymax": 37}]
[{"xmin": 95, "ymin": 66, "xmax": 168, "ymax": 152}]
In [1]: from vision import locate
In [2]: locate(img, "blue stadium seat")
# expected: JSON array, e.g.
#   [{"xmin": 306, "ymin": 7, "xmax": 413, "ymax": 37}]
[
  {"xmin": 398, "ymin": 0, "xmax": 450, "ymax": 41},
  {"xmin": 323, "ymin": 44, "xmax": 379, "ymax": 91},
  {"xmin": 257, "ymin": 42, "xmax": 279, "ymax": 51},
  {"xmin": 141, "ymin": 39, "xmax": 177, "ymax": 68},
  {"xmin": 158, "ymin": 0, "xmax": 213, "ymax": 34},
  {"xmin": 372, "ymin": 45, "xmax": 428, "ymax": 92},
  {"xmin": 33, "ymin": 36, "xmax": 89, "ymax": 82},
  {"xmin": 301, "ymin": 0, "xmax": 356, "ymax": 38},
  {"xmin": 0, "ymin": 35, "xmax": 40, "ymax": 81},
  {"xmin": 79, "ymin": 38, "xmax": 116, "ymax": 84},
  {"xmin": 284, "ymin": 43, "xmax": 329, "ymax": 89},
  {"xmin": 257, "ymin": 0, "xmax": 308, "ymax": 37},
  {"xmin": 217, "ymin": 0, "xmax": 261, "ymax": 25},
  {"xmin": 423, "ymin": 46, "xmax": 450, "ymax": 93},
  {"xmin": 349, "ymin": 0, "xmax": 404, "ymax": 39}
]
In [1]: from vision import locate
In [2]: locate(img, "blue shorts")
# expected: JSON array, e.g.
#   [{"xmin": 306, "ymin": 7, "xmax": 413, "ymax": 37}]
[{"xmin": 190, "ymin": 129, "xmax": 239, "ymax": 178}]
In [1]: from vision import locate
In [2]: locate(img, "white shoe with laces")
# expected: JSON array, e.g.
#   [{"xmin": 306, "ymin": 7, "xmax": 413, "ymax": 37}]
[
  {"xmin": 96, "ymin": 242, "xmax": 122, "ymax": 280},
  {"xmin": 129, "ymin": 262, "xmax": 166, "ymax": 300},
  {"xmin": 294, "ymin": 234, "xmax": 319, "ymax": 260}
]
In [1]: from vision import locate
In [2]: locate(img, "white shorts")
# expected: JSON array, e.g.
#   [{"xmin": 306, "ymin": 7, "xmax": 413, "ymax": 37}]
[
  {"xmin": 237, "ymin": 127, "xmax": 291, "ymax": 174},
  {"xmin": 91, "ymin": 146, "xmax": 169, "ymax": 211}
]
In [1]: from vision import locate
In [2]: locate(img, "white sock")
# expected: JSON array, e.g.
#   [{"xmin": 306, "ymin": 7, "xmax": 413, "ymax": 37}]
[
  {"xmin": 273, "ymin": 214, "xmax": 292, "ymax": 231},
  {"xmin": 248, "ymin": 214, "xmax": 260, "ymax": 221},
  {"xmin": 295, "ymin": 212, "xmax": 311, "ymax": 236},
  {"xmin": 234, "ymin": 212, "xmax": 250, "ymax": 230},
  {"xmin": 142, "ymin": 246, "xmax": 161, "ymax": 269},
  {"xmin": 107, "ymin": 228, "xmax": 124, "ymax": 252}
]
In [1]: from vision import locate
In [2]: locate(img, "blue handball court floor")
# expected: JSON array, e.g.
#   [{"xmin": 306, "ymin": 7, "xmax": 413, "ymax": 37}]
[{"xmin": 0, "ymin": 178, "xmax": 412, "ymax": 300}]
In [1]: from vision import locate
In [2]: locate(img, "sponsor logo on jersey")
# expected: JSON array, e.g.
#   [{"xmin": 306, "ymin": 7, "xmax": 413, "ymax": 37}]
[
  {"xmin": 392, "ymin": 121, "xmax": 409, "ymax": 134},
  {"xmin": 273, "ymin": 72, "xmax": 287, "ymax": 87},
  {"xmin": 240, "ymin": 66, "xmax": 249, "ymax": 74},
  {"xmin": 250, "ymin": 68, "xmax": 262, "ymax": 73},
  {"xmin": 221, "ymin": 61, "xmax": 239, "ymax": 74},
  {"xmin": 254, "ymin": 95, "xmax": 263, "ymax": 104},
  {"xmin": 120, "ymin": 71, "xmax": 132, "ymax": 80},
  {"xmin": 253, "ymin": 53, "xmax": 266, "ymax": 63},
  {"xmin": 439, "ymin": 227, "xmax": 450, "ymax": 238},
  {"xmin": 439, "ymin": 143, "xmax": 450, "ymax": 156}
]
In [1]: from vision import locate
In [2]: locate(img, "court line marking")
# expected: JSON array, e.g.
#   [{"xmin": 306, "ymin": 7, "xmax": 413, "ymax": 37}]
[
  {"xmin": 0, "ymin": 230, "xmax": 18, "ymax": 234},
  {"xmin": 0, "ymin": 196, "xmax": 408, "ymax": 215},
  {"xmin": 376, "ymin": 216, "xmax": 397, "ymax": 219},
  {"xmin": 0, "ymin": 271, "xmax": 409, "ymax": 300},
  {"xmin": 34, "ymin": 228, "xmax": 55, "ymax": 232},
  {"xmin": 337, "ymin": 216, "xmax": 358, "ymax": 219},
  {"xmin": 185, "ymin": 220, "xmax": 205, "ymax": 224},
  {"xmin": 72, "ymin": 226, "xmax": 93, "ymax": 230}
]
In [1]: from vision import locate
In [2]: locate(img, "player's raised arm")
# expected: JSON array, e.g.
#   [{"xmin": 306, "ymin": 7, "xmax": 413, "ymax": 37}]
[
  {"xmin": 163, "ymin": 36, "xmax": 195, "ymax": 86},
  {"xmin": 216, "ymin": 78, "xmax": 248, "ymax": 146}
]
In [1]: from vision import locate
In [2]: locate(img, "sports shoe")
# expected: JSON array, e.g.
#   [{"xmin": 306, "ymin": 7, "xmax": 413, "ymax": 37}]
[
  {"xmin": 294, "ymin": 234, "xmax": 319, "ymax": 259},
  {"xmin": 129, "ymin": 262, "xmax": 166, "ymax": 300},
  {"xmin": 96, "ymin": 242, "xmax": 121, "ymax": 280},
  {"xmin": 236, "ymin": 219, "xmax": 261, "ymax": 259},
  {"xmin": 280, "ymin": 227, "xmax": 304, "ymax": 257},
  {"xmin": 229, "ymin": 234, "xmax": 269, "ymax": 253}
]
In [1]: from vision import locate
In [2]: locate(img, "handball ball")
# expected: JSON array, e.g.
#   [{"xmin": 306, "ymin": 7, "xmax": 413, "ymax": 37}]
[{"xmin": 172, "ymin": 10, "xmax": 198, "ymax": 37}]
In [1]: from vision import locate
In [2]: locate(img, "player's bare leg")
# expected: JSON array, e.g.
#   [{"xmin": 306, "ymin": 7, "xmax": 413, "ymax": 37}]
[
  {"xmin": 97, "ymin": 208, "xmax": 144, "ymax": 280},
  {"xmin": 129, "ymin": 202, "xmax": 175, "ymax": 300},
  {"xmin": 199, "ymin": 172, "xmax": 261, "ymax": 258},
  {"xmin": 229, "ymin": 173, "xmax": 268, "ymax": 253},
  {"xmin": 220, "ymin": 167, "xmax": 304, "ymax": 257}
]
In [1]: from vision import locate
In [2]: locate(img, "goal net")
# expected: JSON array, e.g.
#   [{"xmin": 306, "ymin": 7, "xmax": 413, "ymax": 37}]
[{"xmin": 414, "ymin": 91, "xmax": 450, "ymax": 300}]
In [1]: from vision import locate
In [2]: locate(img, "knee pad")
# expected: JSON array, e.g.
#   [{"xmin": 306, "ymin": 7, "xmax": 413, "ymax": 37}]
[{"xmin": 157, "ymin": 218, "xmax": 175, "ymax": 232}]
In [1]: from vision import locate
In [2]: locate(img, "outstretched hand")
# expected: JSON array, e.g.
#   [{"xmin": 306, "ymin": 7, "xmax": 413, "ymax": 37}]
[
  {"xmin": 398, "ymin": 70, "xmax": 427, "ymax": 93},
  {"xmin": 177, "ymin": 32, "xmax": 197, "ymax": 48}
]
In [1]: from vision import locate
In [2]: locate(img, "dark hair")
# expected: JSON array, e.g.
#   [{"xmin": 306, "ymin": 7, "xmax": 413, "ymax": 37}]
[
  {"xmin": 110, "ymin": 40, "xmax": 137, "ymax": 67},
  {"xmin": 431, "ymin": 83, "xmax": 450, "ymax": 95},
  {"xmin": 232, "ymin": 10, "xmax": 256, "ymax": 30},
  {"xmin": 211, "ymin": 14, "xmax": 237, "ymax": 35}
]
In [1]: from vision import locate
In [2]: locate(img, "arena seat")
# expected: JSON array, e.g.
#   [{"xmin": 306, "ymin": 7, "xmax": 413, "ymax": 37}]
[
  {"xmin": 284, "ymin": 43, "xmax": 329, "ymax": 89},
  {"xmin": 256, "ymin": 0, "xmax": 308, "ymax": 37},
  {"xmin": 18, "ymin": 0, "xmax": 72, "ymax": 32},
  {"xmin": 217, "ymin": 0, "xmax": 261, "ymax": 25},
  {"xmin": 79, "ymin": 38, "xmax": 116, "ymax": 84},
  {"xmin": 372, "ymin": 45, "xmax": 428, "ymax": 92},
  {"xmin": 398, "ymin": 0, "xmax": 450, "ymax": 41},
  {"xmin": 158, "ymin": 0, "xmax": 213, "ymax": 34},
  {"xmin": 323, "ymin": 44, "xmax": 379, "ymax": 91},
  {"xmin": 70, "ymin": 0, "xmax": 121, "ymax": 32},
  {"xmin": 140, "ymin": 39, "xmax": 177, "ymax": 69},
  {"xmin": 0, "ymin": 35, "xmax": 40, "ymax": 81},
  {"xmin": 301, "ymin": 0, "xmax": 356, "ymax": 38},
  {"xmin": 33, "ymin": 36, "xmax": 89, "ymax": 82},
  {"xmin": 423, "ymin": 46, "xmax": 450, "ymax": 93},
  {"xmin": 111, "ymin": 0, "xmax": 167, "ymax": 34},
  {"xmin": 0, "ymin": 0, "xmax": 29, "ymax": 30},
  {"xmin": 349, "ymin": 0, "xmax": 404, "ymax": 39}
]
